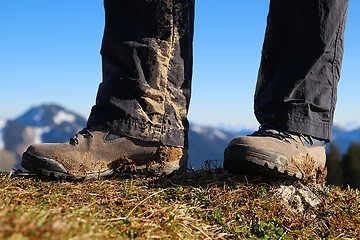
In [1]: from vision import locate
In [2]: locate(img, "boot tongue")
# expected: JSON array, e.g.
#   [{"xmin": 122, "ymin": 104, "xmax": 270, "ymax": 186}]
[
  {"xmin": 86, "ymin": 125, "xmax": 108, "ymax": 132},
  {"xmin": 105, "ymin": 132, "xmax": 126, "ymax": 141},
  {"xmin": 301, "ymin": 136, "xmax": 326, "ymax": 147}
]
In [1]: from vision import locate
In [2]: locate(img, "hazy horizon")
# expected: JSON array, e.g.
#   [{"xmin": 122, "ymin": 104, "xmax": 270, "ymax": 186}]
[{"xmin": 1, "ymin": 102, "xmax": 360, "ymax": 132}]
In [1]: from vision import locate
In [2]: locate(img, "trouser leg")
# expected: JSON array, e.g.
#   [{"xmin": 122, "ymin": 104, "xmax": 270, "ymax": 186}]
[
  {"xmin": 255, "ymin": 0, "xmax": 348, "ymax": 141},
  {"xmin": 87, "ymin": 0, "xmax": 194, "ymax": 148}
]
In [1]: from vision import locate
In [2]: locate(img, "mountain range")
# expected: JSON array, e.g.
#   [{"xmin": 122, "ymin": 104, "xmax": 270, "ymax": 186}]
[{"xmin": 0, "ymin": 104, "xmax": 359, "ymax": 171}]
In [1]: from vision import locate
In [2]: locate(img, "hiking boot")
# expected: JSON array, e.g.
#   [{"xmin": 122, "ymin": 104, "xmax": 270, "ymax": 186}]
[
  {"xmin": 21, "ymin": 128, "xmax": 187, "ymax": 180},
  {"xmin": 224, "ymin": 125, "xmax": 327, "ymax": 182}
]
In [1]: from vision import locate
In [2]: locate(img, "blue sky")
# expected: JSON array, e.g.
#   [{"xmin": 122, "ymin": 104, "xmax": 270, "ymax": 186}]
[{"xmin": 0, "ymin": 1, "xmax": 359, "ymax": 129}]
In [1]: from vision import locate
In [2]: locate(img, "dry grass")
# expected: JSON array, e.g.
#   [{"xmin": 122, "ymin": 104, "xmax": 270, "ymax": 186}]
[{"xmin": 0, "ymin": 169, "xmax": 359, "ymax": 239}]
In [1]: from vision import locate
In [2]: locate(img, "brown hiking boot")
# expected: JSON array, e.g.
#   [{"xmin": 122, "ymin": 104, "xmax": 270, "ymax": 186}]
[
  {"xmin": 224, "ymin": 125, "xmax": 327, "ymax": 182},
  {"xmin": 21, "ymin": 128, "xmax": 187, "ymax": 179}
]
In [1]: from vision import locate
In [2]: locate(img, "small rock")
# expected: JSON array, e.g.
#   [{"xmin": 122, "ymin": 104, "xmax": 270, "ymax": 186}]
[{"xmin": 272, "ymin": 181, "xmax": 321, "ymax": 213}]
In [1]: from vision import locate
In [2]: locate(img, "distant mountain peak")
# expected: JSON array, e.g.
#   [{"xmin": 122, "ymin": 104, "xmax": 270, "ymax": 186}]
[
  {"xmin": 15, "ymin": 103, "xmax": 85, "ymax": 128},
  {"xmin": 1, "ymin": 104, "xmax": 88, "ymax": 170}
]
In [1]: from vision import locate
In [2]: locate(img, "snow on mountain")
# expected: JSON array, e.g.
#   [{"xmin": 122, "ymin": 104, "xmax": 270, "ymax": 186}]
[
  {"xmin": 0, "ymin": 118, "xmax": 6, "ymax": 128},
  {"xmin": 188, "ymin": 123, "xmax": 256, "ymax": 169},
  {"xmin": 191, "ymin": 125, "xmax": 230, "ymax": 141},
  {"xmin": 217, "ymin": 122, "xmax": 257, "ymax": 133},
  {"xmin": 188, "ymin": 124, "xmax": 238, "ymax": 169},
  {"xmin": 53, "ymin": 110, "xmax": 77, "ymax": 125},
  {"xmin": 23, "ymin": 126, "xmax": 51, "ymax": 144},
  {"xmin": 341, "ymin": 119, "xmax": 360, "ymax": 131},
  {"xmin": 0, "ymin": 118, "xmax": 6, "ymax": 149}
]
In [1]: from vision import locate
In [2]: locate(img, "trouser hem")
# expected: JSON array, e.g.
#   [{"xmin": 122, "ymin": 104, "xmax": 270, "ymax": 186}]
[
  {"xmin": 88, "ymin": 116, "xmax": 187, "ymax": 148},
  {"xmin": 258, "ymin": 113, "xmax": 332, "ymax": 141}
]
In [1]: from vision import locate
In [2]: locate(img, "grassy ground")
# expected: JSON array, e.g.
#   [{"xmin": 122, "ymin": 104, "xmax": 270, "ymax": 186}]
[{"xmin": 0, "ymin": 170, "xmax": 359, "ymax": 239}]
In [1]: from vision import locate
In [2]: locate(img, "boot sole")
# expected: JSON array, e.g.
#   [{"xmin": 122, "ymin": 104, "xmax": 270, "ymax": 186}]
[
  {"xmin": 21, "ymin": 152, "xmax": 113, "ymax": 180},
  {"xmin": 21, "ymin": 152, "xmax": 187, "ymax": 180},
  {"xmin": 224, "ymin": 145, "xmax": 303, "ymax": 180}
]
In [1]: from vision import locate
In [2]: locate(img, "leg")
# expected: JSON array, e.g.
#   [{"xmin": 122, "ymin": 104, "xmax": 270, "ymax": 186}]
[
  {"xmin": 255, "ymin": 0, "xmax": 348, "ymax": 141},
  {"xmin": 88, "ymin": 0, "xmax": 194, "ymax": 148},
  {"xmin": 21, "ymin": 0, "xmax": 195, "ymax": 179},
  {"xmin": 224, "ymin": 0, "xmax": 348, "ymax": 183}
]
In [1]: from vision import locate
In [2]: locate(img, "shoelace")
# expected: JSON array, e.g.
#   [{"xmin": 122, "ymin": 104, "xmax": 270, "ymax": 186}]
[
  {"xmin": 70, "ymin": 128, "xmax": 94, "ymax": 145},
  {"xmin": 251, "ymin": 125, "xmax": 296, "ymax": 143},
  {"xmin": 251, "ymin": 124, "xmax": 325, "ymax": 147}
]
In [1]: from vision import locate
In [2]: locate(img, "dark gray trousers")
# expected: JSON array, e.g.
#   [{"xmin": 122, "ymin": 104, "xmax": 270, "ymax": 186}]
[
  {"xmin": 87, "ymin": 0, "xmax": 348, "ymax": 148},
  {"xmin": 255, "ymin": 0, "xmax": 348, "ymax": 141}
]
